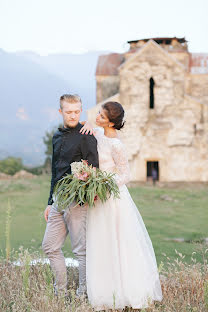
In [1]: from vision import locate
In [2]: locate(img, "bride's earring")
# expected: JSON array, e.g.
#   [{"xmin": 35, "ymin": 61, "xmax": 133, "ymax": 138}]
[{"xmin": 108, "ymin": 124, "xmax": 111, "ymax": 128}]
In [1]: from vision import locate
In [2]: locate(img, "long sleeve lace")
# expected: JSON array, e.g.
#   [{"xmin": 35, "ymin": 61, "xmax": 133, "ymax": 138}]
[{"xmin": 111, "ymin": 140, "xmax": 130, "ymax": 186}]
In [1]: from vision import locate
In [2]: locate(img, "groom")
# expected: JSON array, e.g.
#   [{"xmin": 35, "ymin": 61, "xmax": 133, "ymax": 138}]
[{"xmin": 42, "ymin": 94, "xmax": 99, "ymax": 296}]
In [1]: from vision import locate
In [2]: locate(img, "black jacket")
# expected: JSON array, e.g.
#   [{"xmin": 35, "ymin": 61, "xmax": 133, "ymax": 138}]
[{"xmin": 48, "ymin": 123, "xmax": 99, "ymax": 205}]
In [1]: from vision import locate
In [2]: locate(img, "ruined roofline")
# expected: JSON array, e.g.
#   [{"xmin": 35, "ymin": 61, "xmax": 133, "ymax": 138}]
[
  {"xmin": 95, "ymin": 40, "xmax": 208, "ymax": 76},
  {"xmin": 119, "ymin": 39, "xmax": 186, "ymax": 71},
  {"xmin": 95, "ymin": 53, "xmax": 124, "ymax": 76},
  {"xmin": 127, "ymin": 37, "xmax": 187, "ymax": 44}
]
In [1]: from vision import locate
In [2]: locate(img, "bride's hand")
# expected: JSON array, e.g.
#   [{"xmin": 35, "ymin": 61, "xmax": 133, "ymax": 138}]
[{"xmin": 80, "ymin": 121, "xmax": 94, "ymax": 135}]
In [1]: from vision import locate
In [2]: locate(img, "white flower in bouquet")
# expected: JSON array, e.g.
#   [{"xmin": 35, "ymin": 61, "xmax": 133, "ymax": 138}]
[{"xmin": 71, "ymin": 161, "xmax": 86, "ymax": 175}]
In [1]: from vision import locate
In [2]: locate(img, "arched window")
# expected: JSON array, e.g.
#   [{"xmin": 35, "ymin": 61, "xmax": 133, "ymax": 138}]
[{"xmin": 149, "ymin": 77, "xmax": 155, "ymax": 109}]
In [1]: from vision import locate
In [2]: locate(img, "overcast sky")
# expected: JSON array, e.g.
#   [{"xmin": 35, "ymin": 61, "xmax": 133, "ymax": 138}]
[{"xmin": 0, "ymin": 0, "xmax": 207, "ymax": 55}]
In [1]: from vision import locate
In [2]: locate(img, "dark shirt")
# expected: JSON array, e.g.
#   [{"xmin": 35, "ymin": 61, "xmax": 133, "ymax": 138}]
[{"xmin": 48, "ymin": 122, "xmax": 99, "ymax": 205}]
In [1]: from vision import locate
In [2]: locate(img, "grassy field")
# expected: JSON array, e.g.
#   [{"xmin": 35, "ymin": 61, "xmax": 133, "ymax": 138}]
[
  {"xmin": 1, "ymin": 253, "xmax": 207, "ymax": 311},
  {"xmin": 0, "ymin": 175, "xmax": 207, "ymax": 265}
]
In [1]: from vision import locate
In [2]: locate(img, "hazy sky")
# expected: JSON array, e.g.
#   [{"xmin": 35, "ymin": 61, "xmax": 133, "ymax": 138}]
[{"xmin": 0, "ymin": 0, "xmax": 207, "ymax": 55}]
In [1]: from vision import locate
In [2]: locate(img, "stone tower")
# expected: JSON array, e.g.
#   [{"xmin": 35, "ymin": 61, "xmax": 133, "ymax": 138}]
[{"xmin": 87, "ymin": 37, "xmax": 208, "ymax": 182}]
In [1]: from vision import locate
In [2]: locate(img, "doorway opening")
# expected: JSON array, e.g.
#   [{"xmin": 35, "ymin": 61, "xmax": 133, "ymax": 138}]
[{"xmin": 146, "ymin": 161, "xmax": 159, "ymax": 181}]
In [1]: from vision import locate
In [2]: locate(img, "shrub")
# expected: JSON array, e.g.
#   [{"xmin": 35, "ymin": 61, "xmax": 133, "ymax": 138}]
[{"xmin": 0, "ymin": 157, "xmax": 23, "ymax": 175}]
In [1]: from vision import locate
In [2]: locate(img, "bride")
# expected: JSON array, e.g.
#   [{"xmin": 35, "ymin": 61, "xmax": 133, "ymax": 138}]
[{"xmin": 80, "ymin": 101, "xmax": 162, "ymax": 310}]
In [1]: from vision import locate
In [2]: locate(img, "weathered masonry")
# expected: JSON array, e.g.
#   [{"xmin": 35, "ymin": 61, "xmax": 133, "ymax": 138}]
[{"xmin": 87, "ymin": 37, "xmax": 208, "ymax": 182}]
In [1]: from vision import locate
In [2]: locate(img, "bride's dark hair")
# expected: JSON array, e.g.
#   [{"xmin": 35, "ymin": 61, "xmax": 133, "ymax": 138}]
[{"xmin": 102, "ymin": 101, "xmax": 125, "ymax": 130}]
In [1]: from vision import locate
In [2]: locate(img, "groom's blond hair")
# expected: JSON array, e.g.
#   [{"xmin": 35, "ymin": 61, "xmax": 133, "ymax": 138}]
[{"xmin": 60, "ymin": 94, "xmax": 82, "ymax": 110}]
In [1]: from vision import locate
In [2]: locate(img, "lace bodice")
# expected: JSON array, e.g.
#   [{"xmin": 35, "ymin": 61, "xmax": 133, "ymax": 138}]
[{"xmin": 94, "ymin": 128, "xmax": 130, "ymax": 186}]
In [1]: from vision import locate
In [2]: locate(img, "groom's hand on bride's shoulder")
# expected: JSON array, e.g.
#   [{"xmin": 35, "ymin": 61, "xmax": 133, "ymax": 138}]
[{"xmin": 44, "ymin": 205, "xmax": 52, "ymax": 222}]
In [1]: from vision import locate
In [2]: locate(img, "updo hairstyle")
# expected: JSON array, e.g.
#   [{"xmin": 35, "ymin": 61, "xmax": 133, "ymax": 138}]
[{"xmin": 102, "ymin": 101, "xmax": 125, "ymax": 130}]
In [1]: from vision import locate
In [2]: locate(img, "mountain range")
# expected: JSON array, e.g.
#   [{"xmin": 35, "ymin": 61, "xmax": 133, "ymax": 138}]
[{"xmin": 0, "ymin": 49, "xmax": 107, "ymax": 165}]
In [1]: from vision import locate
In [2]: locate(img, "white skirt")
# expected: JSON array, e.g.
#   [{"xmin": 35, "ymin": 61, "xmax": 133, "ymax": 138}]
[{"xmin": 86, "ymin": 185, "xmax": 162, "ymax": 311}]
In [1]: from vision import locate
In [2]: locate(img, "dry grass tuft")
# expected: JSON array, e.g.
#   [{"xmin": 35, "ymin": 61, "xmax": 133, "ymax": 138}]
[{"xmin": 0, "ymin": 249, "xmax": 207, "ymax": 312}]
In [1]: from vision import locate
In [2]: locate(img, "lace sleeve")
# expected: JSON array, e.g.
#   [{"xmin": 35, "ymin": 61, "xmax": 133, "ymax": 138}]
[{"xmin": 111, "ymin": 140, "xmax": 130, "ymax": 186}]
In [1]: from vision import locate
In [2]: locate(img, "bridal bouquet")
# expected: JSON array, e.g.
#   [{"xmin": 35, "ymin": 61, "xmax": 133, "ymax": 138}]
[{"xmin": 53, "ymin": 160, "xmax": 120, "ymax": 211}]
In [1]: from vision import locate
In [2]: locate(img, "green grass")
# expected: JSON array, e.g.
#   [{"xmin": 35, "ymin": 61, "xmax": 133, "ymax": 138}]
[
  {"xmin": 0, "ymin": 176, "xmax": 207, "ymax": 266},
  {"xmin": 129, "ymin": 184, "xmax": 208, "ymax": 265}
]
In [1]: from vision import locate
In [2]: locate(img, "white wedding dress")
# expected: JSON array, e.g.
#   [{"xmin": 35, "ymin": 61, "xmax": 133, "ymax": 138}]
[{"xmin": 86, "ymin": 128, "xmax": 162, "ymax": 311}]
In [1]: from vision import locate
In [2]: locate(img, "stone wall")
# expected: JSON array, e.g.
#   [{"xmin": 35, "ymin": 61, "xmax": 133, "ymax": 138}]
[
  {"xmin": 170, "ymin": 52, "xmax": 190, "ymax": 70},
  {"xmin": 89, "ymin": 41, "xmax": 208, "ymax": 182},
  {"xmin": 96, "ymin": 76, "xmax": 120, "ymax": 103},
  {"xmin": 188, "ymin": 74, "xmax": 208, "ymax": 104},
  {"xmin": 119, "ymin": 42, "xmax": 186, "ymax": 158}
]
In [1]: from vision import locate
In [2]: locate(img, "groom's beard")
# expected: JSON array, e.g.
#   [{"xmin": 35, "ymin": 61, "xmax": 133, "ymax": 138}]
[{"xmin": 65, "ymin": 120, "xmax": 79, "ymax": 128}]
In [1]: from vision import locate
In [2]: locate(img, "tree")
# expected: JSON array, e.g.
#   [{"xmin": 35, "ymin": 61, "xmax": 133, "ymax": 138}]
[
  {"xmin": 43, "ymin": 124, "xmax": 62, "ymax": 159},
  {"xmin": 0, "ymin": 157, "xmax": 24, "ymax": 175}
]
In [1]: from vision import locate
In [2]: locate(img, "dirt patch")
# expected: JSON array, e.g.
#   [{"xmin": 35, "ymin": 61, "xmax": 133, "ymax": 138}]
[
  {"xmin": 0, "ymin": 172, "xmax": 12, "ymax": 180},
  {"xmin": 0, "ymin": 170, "xmax": 36, "ymax": 180},
  {"xmin": 13, "ymin": 170, "xmax": 36, "ymax": 179}
]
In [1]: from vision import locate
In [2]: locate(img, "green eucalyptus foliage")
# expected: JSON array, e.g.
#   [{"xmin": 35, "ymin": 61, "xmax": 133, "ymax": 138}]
[{"xmin": 53, "ymin": 166, "xmax": 120, "ymax": 211}]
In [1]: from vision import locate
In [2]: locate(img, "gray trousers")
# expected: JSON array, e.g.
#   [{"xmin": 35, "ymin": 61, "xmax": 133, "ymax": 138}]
[{"xmin": 42, "ymin": 203, "xmax": 87, "ymax": 294}]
